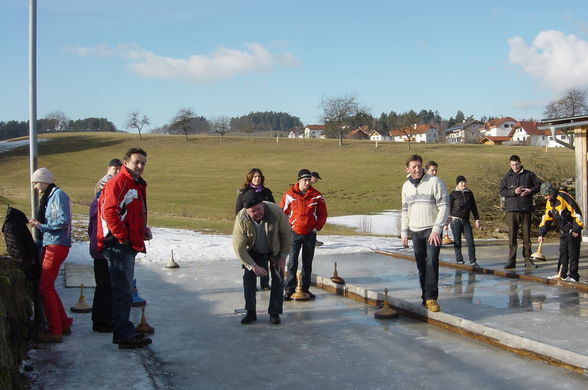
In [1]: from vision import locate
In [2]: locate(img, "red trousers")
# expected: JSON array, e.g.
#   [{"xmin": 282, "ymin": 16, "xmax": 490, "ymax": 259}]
[{"xmin": 39, "ymin": 245, "xmax": 72, "ymax": 335}]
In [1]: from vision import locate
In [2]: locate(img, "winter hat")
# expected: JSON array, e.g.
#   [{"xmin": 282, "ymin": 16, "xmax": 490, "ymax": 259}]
[
  {"xmin": 108, "ymin": 158, "xmax": 122, "ymax": 167},
  {"xmin": 540, "ymin": 182, "xmax": 556, "ymax": 196},
  {"xmin": 311, "ymin": 171, "xmax": 322, "ymax": 180},
  {"xmin": 242, "ymin": 190, "xmax": 263, "ymax": 209},
  {"xmin": 297, "ymin": 169, "xmax": 312, "ymax": 180},
  {"xmin": 456, "ymin": 175, "xmax": 466, "ymax": 184},
  {"xmin": 31, "ymin": 167, "xmax": 54, "ymax": 184}
]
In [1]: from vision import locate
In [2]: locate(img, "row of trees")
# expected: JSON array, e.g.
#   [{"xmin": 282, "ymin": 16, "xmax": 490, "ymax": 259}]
[
  {"xmin": 0, "ymin": 113, "xmax": 116, "ymax": 141},
  {"xmin": 2, "ymin": 89, "xmax": 585, "ymax": 143}
]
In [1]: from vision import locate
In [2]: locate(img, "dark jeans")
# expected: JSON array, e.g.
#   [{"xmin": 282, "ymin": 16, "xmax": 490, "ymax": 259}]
[
  {"xmin": 558, "ymin": 234, "xmax": 581, "ymax": 281},
  {"xmin": 92, "ymin": 258, "xmax": 112, "ymax": 326},
  {"xmin": 285, "ymin": 231, "xmax": 316, "ymax": 294},
  {"xmin": 507, "ymin": 211, "xmax": 532, "ymax": 264},
  {"xmin": 450, "ymin": 219, "xmax": 476, "ymax": 263},
  {"xmin": 411, "ymin": 229, "xmax": 440, "ymax": 302},
  {"xmin": 243, "ymin": 251, "xmax": 284, "ymax": 314},
  {"xmin": 103, "ymin": 242, "xmax": 137, "ymax": 340}
]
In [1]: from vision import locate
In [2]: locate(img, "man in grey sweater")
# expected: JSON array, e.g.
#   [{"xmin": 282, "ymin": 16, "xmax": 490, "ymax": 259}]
[{"xmin": 401, "ymin": 154, "xmax": 449, "ymax": 312}]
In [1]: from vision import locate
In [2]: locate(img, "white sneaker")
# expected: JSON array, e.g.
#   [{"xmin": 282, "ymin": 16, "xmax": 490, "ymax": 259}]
[
  {"xmin": 564, "ymin": 277, "xmax": 578, "ymax": 283},
  {"xmin": 547, "ymin": 274, "xmax": 561, "ymax": 280}
]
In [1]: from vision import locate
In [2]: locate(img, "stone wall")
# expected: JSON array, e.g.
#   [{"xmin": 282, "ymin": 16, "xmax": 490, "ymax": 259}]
[{"xmin": 0, "ymin": 256, "xmax": 32, "ymax": 390}]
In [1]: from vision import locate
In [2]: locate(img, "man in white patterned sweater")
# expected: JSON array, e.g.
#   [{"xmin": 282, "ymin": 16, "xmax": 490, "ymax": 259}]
[{"xmin": 400, "ymin": 154, "xmax": 449, "ymax": 312}]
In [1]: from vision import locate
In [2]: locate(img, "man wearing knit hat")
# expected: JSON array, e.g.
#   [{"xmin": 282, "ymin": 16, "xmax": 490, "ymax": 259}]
[
  {"xmin": 233, "ymin": 191, "xmax": 292, "ymax": 324},
  {"xmin": 538, "ymin": 182, "xmax": 583, "ymax": 282},
  {"xmin": 280, "ymin": 169, "xmax": 328, "ymax": 300}
]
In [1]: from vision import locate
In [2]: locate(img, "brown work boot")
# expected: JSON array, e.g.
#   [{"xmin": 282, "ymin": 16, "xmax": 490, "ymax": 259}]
[
  {"xmin": 37, "ymin": 331, "xmax": 63, "ymax": 343},
  {"xmin": 424, "ymin": 299, "xmax": 440, "ymax": 312}
]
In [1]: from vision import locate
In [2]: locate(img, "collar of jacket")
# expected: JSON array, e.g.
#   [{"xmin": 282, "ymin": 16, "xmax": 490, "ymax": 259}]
[{"xmin": 120, "ymin": 165, "xmax": 147, "ymax": 185}]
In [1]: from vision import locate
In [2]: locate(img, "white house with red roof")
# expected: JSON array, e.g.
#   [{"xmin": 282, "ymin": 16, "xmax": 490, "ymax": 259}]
[
  {"xmin": 510, "ymin": 121, "xmax": 572, "ymax": 147},
  {"xmin": 481, "ymin": 117, "xmax": 517, "ymax": 137},
  {"xmin": 389, "ymin": 124, "xmax": 440, "ymax": 143}
]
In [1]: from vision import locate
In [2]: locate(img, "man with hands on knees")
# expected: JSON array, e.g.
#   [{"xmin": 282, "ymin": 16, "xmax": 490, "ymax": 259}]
[{"xmin": 233, "ymin": 191, "xmax": 292, "ymax": 325}]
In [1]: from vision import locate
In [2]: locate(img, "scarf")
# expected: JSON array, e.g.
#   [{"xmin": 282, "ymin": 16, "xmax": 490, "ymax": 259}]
[
  {"xmin": 249, "ymin": 184, "xmax": 263, "ymax": 193},
  {"xmin": 37, "ymin": 183, "xmax": 57, "ymax": 224}
]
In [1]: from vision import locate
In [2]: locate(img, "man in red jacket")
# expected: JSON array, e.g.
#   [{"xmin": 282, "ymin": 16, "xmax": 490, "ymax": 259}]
[
  {"xmin": 97, "ymin": 148, "xmax": 152, "ymax": 349},
  {"xmin": 280, "ymin": 169, "xmax": 328, "ymax": 300}
]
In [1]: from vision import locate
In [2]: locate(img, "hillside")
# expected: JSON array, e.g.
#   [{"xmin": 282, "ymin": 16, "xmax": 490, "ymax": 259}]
[{"xmin": 0, "ymin": 133, "xmax": 575, "ymax": 235}]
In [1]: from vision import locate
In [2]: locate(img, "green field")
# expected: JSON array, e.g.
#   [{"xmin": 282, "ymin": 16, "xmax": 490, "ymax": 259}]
[{"xmin": 0, "ymin": 132, "xmax": 575, "ymax": 237}]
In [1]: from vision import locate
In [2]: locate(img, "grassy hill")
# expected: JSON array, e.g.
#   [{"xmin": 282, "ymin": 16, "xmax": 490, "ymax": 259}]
[{"xmin": 0, "ymin": 132, "xmax": 575, "ymax": 236}]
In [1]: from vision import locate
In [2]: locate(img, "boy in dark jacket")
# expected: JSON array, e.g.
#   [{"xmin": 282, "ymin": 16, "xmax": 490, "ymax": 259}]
[{"xmin": 448, "ymin": 176, "xmax": 480, "ymax": 266}]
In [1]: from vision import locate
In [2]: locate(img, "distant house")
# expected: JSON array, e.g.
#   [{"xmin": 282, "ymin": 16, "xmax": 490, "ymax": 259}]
[
  {"xmin": 481, "ymin": 117, "xmax": 517, "ymax": 137},
  {"xmin": 304, "ymin": 125, "xmax": 325, "ymax": 139},
  {"xmin": 346, "ymin": 125, "xmax": 371, "ymax": 140},
  {"xmin": 390, "ymin": 124, "xmax": 440, "ymax": 143},
  {"xmin": 369, "ymin": 129, "xmax": 391, "ymax": 141},
  {"xmin": 510, "ymin": 121, "xmax": 571, "ymax": 147},
  {"xmin": 445, "ymin": 120, "xmax": 484, "ymax": 144},
  {"xmin": 480, "ymin": 136, "xmax": 511, "ymax": 145}
]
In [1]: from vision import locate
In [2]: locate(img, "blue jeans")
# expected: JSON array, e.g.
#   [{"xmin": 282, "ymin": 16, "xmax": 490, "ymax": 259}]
[
  {"xmin": 103, "ymin": 242, "xmax": 137, "ymax": 340},
  {"xmin": 285, "ymin": 231, "xmax": 316, "ymax": 294},
  {"xmin": 411, "ymin": 229, "xmax": 440, "ymax": 302},
  {"xmin": 450, "ymin": 219, "xmax": 476, "ymax": 264},
  {"xmin": 243, "ymin": 251, "xmax": 284, "ymax": 314}
]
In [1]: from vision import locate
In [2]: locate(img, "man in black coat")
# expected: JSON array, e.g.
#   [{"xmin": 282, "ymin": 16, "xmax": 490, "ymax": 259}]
[{"xmin": 499, "ymin": 155, "xmax": 541, "ymax": 269}]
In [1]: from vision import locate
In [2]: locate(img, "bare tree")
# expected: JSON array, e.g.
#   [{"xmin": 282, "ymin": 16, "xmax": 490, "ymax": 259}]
[
  {"xmin": 44, "ymin": 111, "xmax": 68, "ymax": 132},
  {"xmin": 210, "ymin": 116, "xmax": 231, "ymax": 141},
  {"xmin": 126, "ymin": 111, "xmax": 150, "ymax": 140},
  {"xmin": 320, "ymin": 94, "xmax": 361, "ymax": 146},
  {"xmin": 170, "ymin": 108, "xmax": 198, "ymax": 141},
  {"xmin": 543, "ymin": 88, "xmax": 588, "ymax": 119},
  {"xmin": 232, "ymin": 117, "xmax": 255, "ymax": 140}
]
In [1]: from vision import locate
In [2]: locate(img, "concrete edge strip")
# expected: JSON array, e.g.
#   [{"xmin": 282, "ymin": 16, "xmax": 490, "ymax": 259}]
[
  {"xmin": 312, "ymin": 274, "xmax": 588, "ymax": 376},
  {"xmin": 373, "ymin": 249, "xmax": 588, "ymax": 293}
]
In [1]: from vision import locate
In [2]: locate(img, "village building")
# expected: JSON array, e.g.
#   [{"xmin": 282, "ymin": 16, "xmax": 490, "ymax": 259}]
[
  {"xmin": 389, "ymin": 124, "xmax": 440, "ymax": 143},
  {"xmin": 445, "ymin": 120, "xmax": 484, "ymax": 144}
]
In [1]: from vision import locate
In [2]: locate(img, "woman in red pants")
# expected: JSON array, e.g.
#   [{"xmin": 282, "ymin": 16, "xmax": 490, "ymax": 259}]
[{"xmin": 29, "ymin": 168, "xmax": 72, "ymax": 343}]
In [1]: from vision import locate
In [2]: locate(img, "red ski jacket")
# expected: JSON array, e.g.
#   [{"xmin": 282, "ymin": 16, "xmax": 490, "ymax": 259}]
[
  {"xmin": 280, "ymin": 183, "xmax": 327, "ymax": 235},
  {"xmin": 97, "ymin": 165, "xmax": 148, "ymax": 253}
]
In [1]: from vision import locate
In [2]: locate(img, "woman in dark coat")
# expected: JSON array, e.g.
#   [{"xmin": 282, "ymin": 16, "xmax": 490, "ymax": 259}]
[{"xmin": 235, "ymin": 168, "xmax": 276, "ymax": 290}]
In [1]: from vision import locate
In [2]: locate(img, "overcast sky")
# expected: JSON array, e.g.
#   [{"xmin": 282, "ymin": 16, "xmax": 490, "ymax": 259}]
[{"xmin": 2, "ymin": 0, "xmax": 588, "ymax": 131}]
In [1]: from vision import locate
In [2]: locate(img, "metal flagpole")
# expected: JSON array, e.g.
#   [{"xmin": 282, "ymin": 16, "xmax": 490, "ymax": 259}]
[{"xmin": 29, "ymin": 0, "xmax": 38, "ymax": 236}]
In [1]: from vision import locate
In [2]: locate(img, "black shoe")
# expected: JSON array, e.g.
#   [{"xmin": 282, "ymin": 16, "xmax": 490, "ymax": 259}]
[
  {"xmin": 113, "ymin": 331, "xmax": 145, "ymax": 344},
  {"xmin": 261, "ymin": 285, "xmax": 271, "ymax": 291},
  {"xmin": 306, "ymin": 291, "xmax": 316, "ymax": 300},
  {"xmin": 504, "ymin": 263, "xmax": 516, "ymax": 269},
  {"xmin": 315, "ymin": 241, "xmax": 324, "ymax": 247},
  {"xmin": 470, "ymin": 262, "xmax": 480, "ymax": 268},
  {"xmin": 118, "ymin": 336, "xmax": 152, "ymax": 349},
  {"xmin": 93, "ymin": 323, "xmax": 114, "ymax": 333},
  {"xmin": 241, "ymin": 311, "xmax": 257, "ymax": 324},
  {"xmin": 525, "ymin": 259, "xmax": 538, "ymax": 268},
  {"xmin": 456, "ymin": 260, "xmax": 465, "ymax": 265},
  {"xmin": 283, "ymin": 293, "xmax": 293, "ymax": 301},
  {"xmin": 270, "ymin": 314, "xmax": 281, "ymax": 324}
]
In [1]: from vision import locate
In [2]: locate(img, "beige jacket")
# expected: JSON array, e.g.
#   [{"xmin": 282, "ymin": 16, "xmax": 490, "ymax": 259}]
[{"xmin": 232, "ymin": 202, "xmax": 293, "ymax": 270}]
